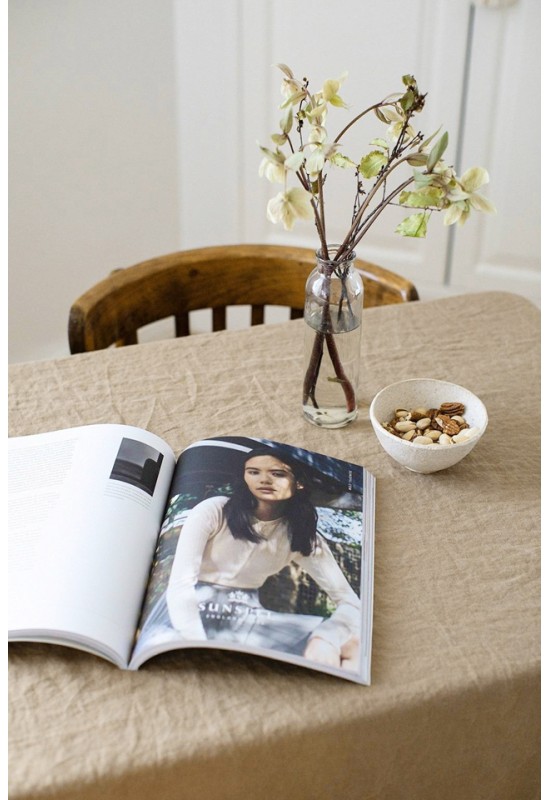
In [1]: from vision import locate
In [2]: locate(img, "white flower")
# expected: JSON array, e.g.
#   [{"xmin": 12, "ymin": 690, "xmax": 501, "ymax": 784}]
[
  {"xmin": 376, "ymin": 103, "xmax": 416, "ymax": 143},
  {"xmin": 304, "ymin": 140, "xmax": 341, "ymax": 180},
  {"xmin": 258, "ymin": 146, "xmax": 286, "ymax": 184},
  {"xmin": 260, "ymin": 67, "xmax": 495, "ymax": 242},
  {"xmin": 267, "ymin": 187, "xmax": 314, "ymax": 230},
  {"xmin": 308, "ymin": 125, "xmax": 327, "ymax": 145},
  {"xmin": 460, "ymin": 167, "xmax": 496, "ymax": 212},
  {"xmin": 431, "ymin": 160, "xmax": 456, "ymax": 186},
  {"xmin": 444, "ymin": 166, "xmax": 496, "ymax": 226},
  {"xmin": 321, "ymin": 72, "xmax": 348, "ymax": 107},
  {"xmin": 276, "ymin": 61, "xmax": 305, "ymax": 106},
  {"xmin": 305, "ymin": 94, "xmax": 328, "ymax": 126},
  {"xmin": 377, "ymin": 105, "xmax": 404, "ymax": 124},
  {"xmin": 305, "ymin": 147, "xmax": 326, "ymax": 180},
  {"xmin": 259, "ymin": 156, "xmax": 286, "ymax": 184},
  {"xmin": 281, "ymin": 79, "xmax": 305, "ymax": 106}
]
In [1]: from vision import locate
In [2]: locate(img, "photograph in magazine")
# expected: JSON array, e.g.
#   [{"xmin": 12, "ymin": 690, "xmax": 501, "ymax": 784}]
[
  {"xmin": 132, "ymin": 436, "xmax": 367, "ymax": 677},
  {"xmin": 109, "ymin": 436, "xmax": 165, "ymax": 497}
]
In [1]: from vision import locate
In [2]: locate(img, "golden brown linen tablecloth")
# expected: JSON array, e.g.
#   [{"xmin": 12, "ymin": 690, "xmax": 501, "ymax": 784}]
[{"xmin": 8, "ymin": 292, "xmax": 540, "ymax": 800}]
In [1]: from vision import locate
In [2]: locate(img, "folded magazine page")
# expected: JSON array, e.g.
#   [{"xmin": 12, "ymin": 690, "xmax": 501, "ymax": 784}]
[
  {"xmin": 8, "ymin": 424, "xmax": 176, "ymax": 668},
  {"xmin": 130, "ymin": 436, "xmax": 375, "ymax": 684}
]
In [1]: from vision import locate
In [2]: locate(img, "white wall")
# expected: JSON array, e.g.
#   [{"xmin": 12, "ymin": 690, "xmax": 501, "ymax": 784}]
[
  {"xmin": 9, "ymin": 0, "xmax": 540, "ymax": 364},
  {"xmin": 9, "ymin": 0, "xmax": 181, "ymax": 362}
]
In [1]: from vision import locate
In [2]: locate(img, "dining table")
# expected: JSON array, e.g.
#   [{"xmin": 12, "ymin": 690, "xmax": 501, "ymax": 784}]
[{"xmin": 8, "ymin": 290, "xmax": 540, "ymax": 800}]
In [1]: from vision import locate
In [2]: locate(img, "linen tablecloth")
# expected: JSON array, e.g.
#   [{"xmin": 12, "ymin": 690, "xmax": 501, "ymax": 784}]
[{"xmin": 8, "ymin": 292, "xmax": 540, "ymax": 800}]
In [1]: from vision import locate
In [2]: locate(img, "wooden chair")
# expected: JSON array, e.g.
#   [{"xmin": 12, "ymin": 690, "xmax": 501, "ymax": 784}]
[{"xmin": 68, "ymin": 244, "xmax": 419, "ymax": 354}]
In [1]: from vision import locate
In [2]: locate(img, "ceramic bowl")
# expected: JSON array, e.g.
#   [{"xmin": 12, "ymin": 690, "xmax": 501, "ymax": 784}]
[{"xmin": 369, "ymin": 378, "xmax": 488, "ymax": 474}]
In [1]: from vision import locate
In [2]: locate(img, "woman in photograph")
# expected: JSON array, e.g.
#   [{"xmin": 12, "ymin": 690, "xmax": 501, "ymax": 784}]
[{"xmin": 165, "ymin": 445, "xmax": 360, "ymax": 670}]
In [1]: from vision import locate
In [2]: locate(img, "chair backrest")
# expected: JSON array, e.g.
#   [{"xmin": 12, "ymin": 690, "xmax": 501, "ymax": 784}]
[{"xmin": 68, "ymin": 244, "xmax": 419, "ymax": 354}]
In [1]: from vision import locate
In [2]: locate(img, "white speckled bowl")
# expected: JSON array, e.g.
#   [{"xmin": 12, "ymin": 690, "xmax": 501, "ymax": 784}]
[{"xmin": 369, "ymin": 378, "xmax": 488, "ymax": 473}]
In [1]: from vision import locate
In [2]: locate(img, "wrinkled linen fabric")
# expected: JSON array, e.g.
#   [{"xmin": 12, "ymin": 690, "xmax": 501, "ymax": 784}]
[{"xmin": 8, "ymin": 292, "xmax": 540, "ymax": 800}]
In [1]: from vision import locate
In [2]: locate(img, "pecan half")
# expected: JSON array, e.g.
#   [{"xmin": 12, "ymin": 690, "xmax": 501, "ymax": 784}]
[
  {"xmin": 438, "ymin": 402, "xmax": 465, "ymax": 416},
  {"xmin": 435, "ymin": 415, "xmax": 461, "ymax": 435}
]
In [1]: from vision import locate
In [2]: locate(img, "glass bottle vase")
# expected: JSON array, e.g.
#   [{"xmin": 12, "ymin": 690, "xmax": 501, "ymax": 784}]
[{"xmin": 302, "ymin": 247, "xmax": 364, "ymax": 428}]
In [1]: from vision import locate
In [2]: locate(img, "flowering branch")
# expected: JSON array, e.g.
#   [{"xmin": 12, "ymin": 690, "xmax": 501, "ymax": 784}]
[
  {"xmin": 260, "ymin": 66, "xmax": 495, "ymax": 243},
  {"xmin": 259, "ymin": 65, "xmax": 495, "ymax": 420}
]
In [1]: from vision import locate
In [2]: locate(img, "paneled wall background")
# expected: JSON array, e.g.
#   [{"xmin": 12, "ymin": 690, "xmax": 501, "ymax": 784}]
[{"xmin": 9, "ymin": 0, "xmax": 540, "ymax": 363}]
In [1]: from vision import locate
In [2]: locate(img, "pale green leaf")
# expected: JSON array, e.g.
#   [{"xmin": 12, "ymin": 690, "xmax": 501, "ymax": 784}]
[
  {"xmin": 399, "ymin": 187, "xmax": 444, "ymax": 208},
  {"xmin": 309, "ymin": 178, "xmax": 320, "ymax": 196},
  {"xmin": 399, "ymin": 89, "xmax": 415, "ymax": 112},
  {"xmin": 330, "ymin": 153, "xmax": 356, "ymax": 169},
  {"xmin": 413, "ymin": 169, "xmax": 434, "ymax": 188},
  {"xmin": 405, "ymin": 152, "xmax": 428, "ymax": 166},
  {"xmin": 271, "ymin": 133, "xmax": 287, "ymax": 146},
  {"xmin": 419, "ymin": 126, "xmax": 442, "ymax": 153},
  {"xmin": 359, "ymin": 150, "xmax": 388, "ymax": 179},
  {"xmin": 279, "ymin": 106, "xmax": 293, "ymax": 134},
  {"xmin": 427, "ymin": 131, "xmax": 449, "ymax": 171},
  {"xmin": 395, "ymin": 212, "xmax": 429, "ymax": 237},
  {"xmin": 370, "ymin": 137, "xmax": 389, "ymax": 150}
]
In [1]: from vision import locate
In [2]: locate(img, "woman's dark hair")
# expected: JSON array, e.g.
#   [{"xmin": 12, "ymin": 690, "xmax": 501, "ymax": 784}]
[{"xmin": 224, "ymin": 446, "xmax": 318, "ymax": 556}]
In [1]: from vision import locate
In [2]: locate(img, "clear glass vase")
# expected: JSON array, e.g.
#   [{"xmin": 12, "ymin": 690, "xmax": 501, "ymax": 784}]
[{"xmin": 302, "ymin": 247, "xmax": 364, "ymax": 428}]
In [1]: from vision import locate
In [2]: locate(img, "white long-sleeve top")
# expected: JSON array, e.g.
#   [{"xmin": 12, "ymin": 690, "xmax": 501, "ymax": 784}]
[{"xmin": 166, "ymin": 496, "xmax": 361, "ymax": 649}]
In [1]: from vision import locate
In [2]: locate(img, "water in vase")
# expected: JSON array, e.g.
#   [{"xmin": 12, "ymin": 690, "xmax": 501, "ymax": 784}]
[{"xmin": 302, "ymin": 319, "xmax": 361, "ymax": 428}]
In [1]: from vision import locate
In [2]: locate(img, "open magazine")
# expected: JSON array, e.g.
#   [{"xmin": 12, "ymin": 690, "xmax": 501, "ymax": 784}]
[{"xmin": 8, "ymin": 424, "xmax": 375, "ymax": 684}]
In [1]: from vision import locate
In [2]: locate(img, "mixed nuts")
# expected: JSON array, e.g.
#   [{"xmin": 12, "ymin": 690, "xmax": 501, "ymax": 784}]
[{"xmin": 383, "ymin": 402, "xmax": 479, "ymax": 446}]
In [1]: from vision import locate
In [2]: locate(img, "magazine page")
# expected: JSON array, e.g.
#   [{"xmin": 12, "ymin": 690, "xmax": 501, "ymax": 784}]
[
  {"xmin": 130, "ymin": 436, "xmax": 375, "ymax": 685},
  {"xmin": 8, "ymin": 424, "xmax": 176, "ymax": 668}
]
